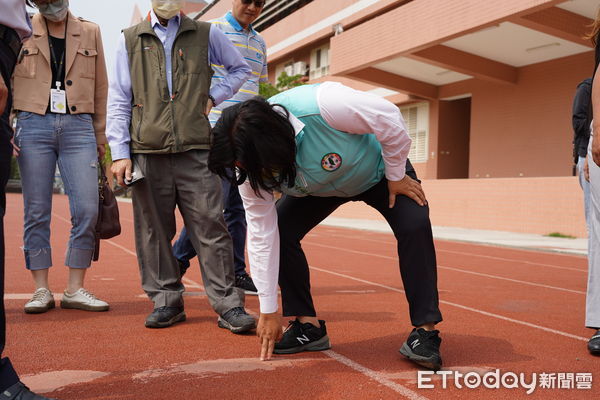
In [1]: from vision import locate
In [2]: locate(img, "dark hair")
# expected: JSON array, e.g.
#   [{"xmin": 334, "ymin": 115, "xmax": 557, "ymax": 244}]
[{"xmin": 208, "ymin": 97, "xmax": 297, "ymax": 196}]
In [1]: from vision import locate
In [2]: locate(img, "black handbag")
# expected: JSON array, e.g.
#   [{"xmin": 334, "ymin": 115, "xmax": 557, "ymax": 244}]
[{"xmin": 93, "ymin": 161, "xmax": 121, "ymax": 261}]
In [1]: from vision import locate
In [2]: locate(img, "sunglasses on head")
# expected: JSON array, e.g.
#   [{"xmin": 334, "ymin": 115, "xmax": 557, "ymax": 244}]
[{"xmin": 241, "ymin": 0, "xmax": 265, "ymax": 7}]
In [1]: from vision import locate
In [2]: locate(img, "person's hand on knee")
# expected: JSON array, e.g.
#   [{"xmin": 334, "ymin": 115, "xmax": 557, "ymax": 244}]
[{"xmin": 388, "ymin": 175, "xmax": 427, "ymax": 208}]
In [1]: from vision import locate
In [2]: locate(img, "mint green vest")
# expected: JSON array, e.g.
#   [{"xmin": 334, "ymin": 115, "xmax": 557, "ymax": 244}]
[{"xmin": 269, "ymin": 84, "xmax": 385, "ymax": 197}]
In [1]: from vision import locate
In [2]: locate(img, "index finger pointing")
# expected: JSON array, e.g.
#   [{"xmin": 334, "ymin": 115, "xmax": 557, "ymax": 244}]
[
  {"xmin": 267, "ymin": 338, "xmax": 275, "ymax": 361},
  {"xmin": 260, "ymin": 336, "xmax": 269, "ymax": 361}
]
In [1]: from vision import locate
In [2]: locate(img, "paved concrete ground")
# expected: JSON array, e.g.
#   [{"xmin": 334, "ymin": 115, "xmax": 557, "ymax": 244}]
[
  {"xmin": 321, "ymin": 217, "xmax": 588, "ymax": 256},
  {"xmin": 113, "ymin": 197, "xmax": 589, "ymax": 256}
]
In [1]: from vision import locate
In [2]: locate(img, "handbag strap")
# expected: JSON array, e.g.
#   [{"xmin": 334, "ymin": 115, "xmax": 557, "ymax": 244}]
[
  {"xmin": 94, "ymin": 156, "xmax": 107, "ymax": 262},
  {"xmin": 98, "ymin": 156, "xmax": 109, "ymax": 199}
]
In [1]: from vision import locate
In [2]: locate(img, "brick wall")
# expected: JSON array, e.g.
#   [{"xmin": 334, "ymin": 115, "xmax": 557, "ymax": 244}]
[{"xmin": 332, "ymin": 176, "xmax": 587, "ymax": 237}]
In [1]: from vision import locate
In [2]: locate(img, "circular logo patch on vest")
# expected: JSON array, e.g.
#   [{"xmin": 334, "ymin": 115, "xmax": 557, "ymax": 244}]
[{"xmin": 321, "ymin": 153, "xmax": 342, "ymax": 172}]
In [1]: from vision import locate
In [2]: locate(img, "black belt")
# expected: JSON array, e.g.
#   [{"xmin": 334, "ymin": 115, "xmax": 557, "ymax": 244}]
[{"xmin": 0, "ymin": 24, "xmax": 22, "ymax": 59}]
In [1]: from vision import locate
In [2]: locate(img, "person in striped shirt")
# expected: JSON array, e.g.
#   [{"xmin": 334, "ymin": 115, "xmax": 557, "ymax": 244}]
[{"xmin": 172, "ymin": 0, "xmax": 268, "ymax": 295}]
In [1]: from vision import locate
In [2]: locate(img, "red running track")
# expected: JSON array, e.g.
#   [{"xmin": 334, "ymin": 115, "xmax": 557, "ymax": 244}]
[{"xmin": 3, "ymin": 193, "xmax": 597, "ymax": 399}]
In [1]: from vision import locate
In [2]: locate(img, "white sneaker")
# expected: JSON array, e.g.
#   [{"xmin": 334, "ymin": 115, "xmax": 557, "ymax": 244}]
[
  {"xmin": 61, "ymin": 288, "xmax": 109, "ymax": 312},
  {"xmin": 24, "ymin": 288, "xmax": 55, "ymax": 314}
]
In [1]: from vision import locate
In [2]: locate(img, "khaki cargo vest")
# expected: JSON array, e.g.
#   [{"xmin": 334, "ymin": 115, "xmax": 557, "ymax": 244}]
[{"xmin": 123, "ymin": 16, "xmax": 213, "ymax": 154}]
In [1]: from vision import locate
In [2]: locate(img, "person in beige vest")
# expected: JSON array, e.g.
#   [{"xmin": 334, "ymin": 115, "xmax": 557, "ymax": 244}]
[
  {"xmin": 106, "ymin": 0, "xmax": 256, "ymax": 332},
  {"xmin": 12, "ymin": 0, "xmax": 109, "ymax": 315}
]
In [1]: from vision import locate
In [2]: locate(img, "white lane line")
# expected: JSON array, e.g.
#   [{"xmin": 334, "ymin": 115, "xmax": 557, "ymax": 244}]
[
  {"xmin": 182, "ymin": 277, "xmax": 204, "ymax": 290},
  {"xmin": 105, "ymin": 239, "xmax": 136, "ymax": 256},
  {"xmin": 104, "ymin": 240, "xmax": 206, "ymax": 292},
  {"xmin": 316, "ymin": 230, "xmax": 586, "ymax": 273},
  {"xmin": 5, "ymin": 293, "xmax": 63, "ymax": 300},
  {"xmin": 439, "ymin": 266, "xmax": 585, "ymax": 295},
  {"xmin": 323, "ymin": 350, "xmax": 429, "ymax": 400},
  {"xmin": 437, "ymin": 249, "xmax": 586, "ymax": 273},
  {"xmin": 308, "ymin": 266, "xmax": 588, "ymax": 342},
  {"xmin": 304, "ymin": 241, "xmax": 585, "ymax": 295}
]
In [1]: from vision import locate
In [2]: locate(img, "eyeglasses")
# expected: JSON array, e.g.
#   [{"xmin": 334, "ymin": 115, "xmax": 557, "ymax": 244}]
[{"xmin": 241, "ymin": 0, "xmax": 266, "ymax": 8}]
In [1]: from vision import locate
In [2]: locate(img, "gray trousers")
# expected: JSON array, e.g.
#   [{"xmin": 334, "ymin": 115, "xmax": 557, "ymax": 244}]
[
  {"xmin": 131, "ymin": 150, "xmax": 243, "ymax": 315},
  {"xmin": 587, "ymin": 136, "xmax": 600, "ymax": 328}
]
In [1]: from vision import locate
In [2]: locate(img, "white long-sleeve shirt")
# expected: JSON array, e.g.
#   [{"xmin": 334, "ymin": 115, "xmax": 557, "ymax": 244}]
[{"xmin": 241, "ymin": 82, "xmax": 412, "ymax": 313}]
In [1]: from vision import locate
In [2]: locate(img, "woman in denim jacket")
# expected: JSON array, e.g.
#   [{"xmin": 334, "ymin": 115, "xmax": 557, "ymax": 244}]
[{"xmin": 12, "ymin": 0, "xmax": 109, "ymax": 314}]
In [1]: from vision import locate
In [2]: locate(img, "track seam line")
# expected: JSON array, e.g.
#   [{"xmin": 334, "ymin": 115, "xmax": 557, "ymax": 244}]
[
  {"xmin": 54, "ymin": 212, "xmax": 428, "ymax": 398},
  {"xmin": 304, "ymin": 241, "xmax": 585, "ymax": 294},
  {"xmin": 308, "ymin": 266, "xmax": 588, "ymax": 342},
  {"xmin": 317, "ymin": 230, "xmax": 587, "ymax": 273}
]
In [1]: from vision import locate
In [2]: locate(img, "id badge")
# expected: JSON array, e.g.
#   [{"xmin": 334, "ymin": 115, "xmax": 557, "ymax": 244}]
[{"xmin": 50, "ymin": 88, "xmax": 67, "ymax": 114}]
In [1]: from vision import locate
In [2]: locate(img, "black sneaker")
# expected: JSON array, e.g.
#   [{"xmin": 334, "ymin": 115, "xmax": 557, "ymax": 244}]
[
  {"xmin": 217, "ymin": 307, "xmax": 256, "ymax": 334},
  {"xmin": 399, "ymin": 328, "xmax": 442, "ymax": 370},
  {"xmin": 235, "ymin": 273, "xmax": 258, "ymax": 295},
  {"xmin": 1, "ymin": 381, "xmax": 56, "ymax": 399},
  {"xmin": 589, "ymin": 329, "xmax": 600, "ymax": 356},
  {"xmin": 145, "ymin": 306, "xmax": 186, "ymax": 328},
  {"xmin": 273, "ymin": 319, "xmax": 331, "ymax": 354}
]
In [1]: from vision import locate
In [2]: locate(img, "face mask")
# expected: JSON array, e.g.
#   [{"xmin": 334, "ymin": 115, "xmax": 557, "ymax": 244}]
[
  {"xmin": 38, "ymin": 0, "xmax": 69, "ymax": 22},
  {"xmin": 152, "ymin": 0, "xmax": 186, "ymax": 20}
]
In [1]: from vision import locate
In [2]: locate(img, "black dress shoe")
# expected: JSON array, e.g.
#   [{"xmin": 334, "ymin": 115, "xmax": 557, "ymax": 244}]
[
  {"xmin": 589, "ymin": 329, "xmax": 600, "ymax": 355},
  {"xmin": 1, "ymin": 382, "xmax": 55, "ymax": 399},
  {"xmin": 145, "ymin": 306, "xmax": 186, "ymax": 328}
]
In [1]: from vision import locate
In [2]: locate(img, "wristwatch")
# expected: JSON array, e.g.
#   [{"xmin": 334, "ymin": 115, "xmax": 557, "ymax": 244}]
[{"xmin": 208, "ymin": 94, "xmax": 216, "ymax": 107}]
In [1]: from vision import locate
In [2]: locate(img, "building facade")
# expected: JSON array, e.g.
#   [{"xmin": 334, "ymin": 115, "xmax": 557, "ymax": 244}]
[{"xmin": 198, "ymin": 0, "xmax": 597, "ymax": 237}]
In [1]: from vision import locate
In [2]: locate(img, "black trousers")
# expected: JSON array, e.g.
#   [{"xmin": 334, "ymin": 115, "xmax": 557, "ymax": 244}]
[
  {"xmin": 0, "ymin": 29, "xmax": 21, "ymax": 390},
  {"xmin": 277, "ymin": 164, "xmax": 443, "ymax": 327}
]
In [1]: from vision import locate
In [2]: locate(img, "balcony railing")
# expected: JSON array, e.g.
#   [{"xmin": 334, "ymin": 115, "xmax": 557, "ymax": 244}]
[{"xmin": 253, "ymin": 0, "xmax": 314, "ymax": 32}]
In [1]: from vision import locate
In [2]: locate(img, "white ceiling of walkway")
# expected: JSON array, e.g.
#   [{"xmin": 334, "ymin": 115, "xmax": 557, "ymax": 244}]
[
  {"xmin": 375, "ymin": 57, "xmax": 472, "ymax": 86},
  {"xmin": 556, "ymin": 0, "xmax": 599, "ymax": 18},
  {"xmin": 370, "ymin": 0, "xmax": 599, "ymax": 93},
  {"xmin": 443, "ymin": 22, "xmax": 591, "ymax": 67}
]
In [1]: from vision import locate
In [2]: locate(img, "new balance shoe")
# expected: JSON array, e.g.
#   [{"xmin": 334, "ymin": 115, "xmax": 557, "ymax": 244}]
[
  {"xmin": 24, "ymin": 288, "xmax": 55, "ymax": 314},
  {"xmin": 235, "ymin": 273, "xmax": 258, "ymax": 295},
  {"xmin": 218, "ymin": 307, "xmax": 256, "ymax": 333},
  {"xmin": 399, "ymin": 328, "xmax": 442, "ymax": 370},
  {"xmin": 145, "ymin": 306, "xmax": 186, "ymax": 328},
  {"xmin": 1, "ymin": 381, "xmax": 56, "ymax": 399},
  {"xmin": 60, "ymin": 288, "xmax": 109, "ymax": 312},
  {"xmin": 273, "ymin": 319, "xmax": 331, "ymax": 354},
  {"xmin": 588, "ymin": 329, "xmax": 600, "ymax": 356}
]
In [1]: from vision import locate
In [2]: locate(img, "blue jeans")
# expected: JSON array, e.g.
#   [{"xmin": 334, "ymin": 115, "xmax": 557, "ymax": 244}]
[
  {"xmin": 15, "ymin": 112, "xmax": 99, "ymax": 270},
  {"xmin": 173, "ymin": 178, "xmax": 247, "ymax": 276}
]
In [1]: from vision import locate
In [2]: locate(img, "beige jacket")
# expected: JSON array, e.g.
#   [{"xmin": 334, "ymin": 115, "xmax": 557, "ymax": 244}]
[{"xmin": 12, "ymin": 12, "xmax": 108, "ymax": 144}]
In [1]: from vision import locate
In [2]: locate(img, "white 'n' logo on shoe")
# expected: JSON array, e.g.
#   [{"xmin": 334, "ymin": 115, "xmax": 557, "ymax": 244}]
[
  {"xmin": 297, "ymin": 334, "xmax": 310, "ymax": 344},
  {"xmin": 411, "ymin": 339, "xmax": 420, "ymax": 348}
]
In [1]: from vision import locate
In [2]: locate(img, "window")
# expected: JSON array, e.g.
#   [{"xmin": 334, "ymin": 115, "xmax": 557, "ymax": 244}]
[
  {"xmin": 309, "ymin": 45, "xmax": 329, "ymax": 80},
  {"xmin": 400, "ymin": 103, "xmax": 429, "ymax": 163},
  {"xmin": 275, "ymin": 59, "xmax": 294, "ymax": 80}
]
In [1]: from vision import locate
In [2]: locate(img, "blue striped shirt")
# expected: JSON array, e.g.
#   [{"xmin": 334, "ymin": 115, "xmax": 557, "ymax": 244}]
[{"xmin": 208, "ymin": 12, "xmax": 268, "ymax": 126}]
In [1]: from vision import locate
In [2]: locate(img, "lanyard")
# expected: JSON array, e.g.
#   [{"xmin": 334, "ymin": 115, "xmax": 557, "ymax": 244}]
[{"xmin": 45, "ymin": 17, "xmax": 68, "ymax": 89}]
